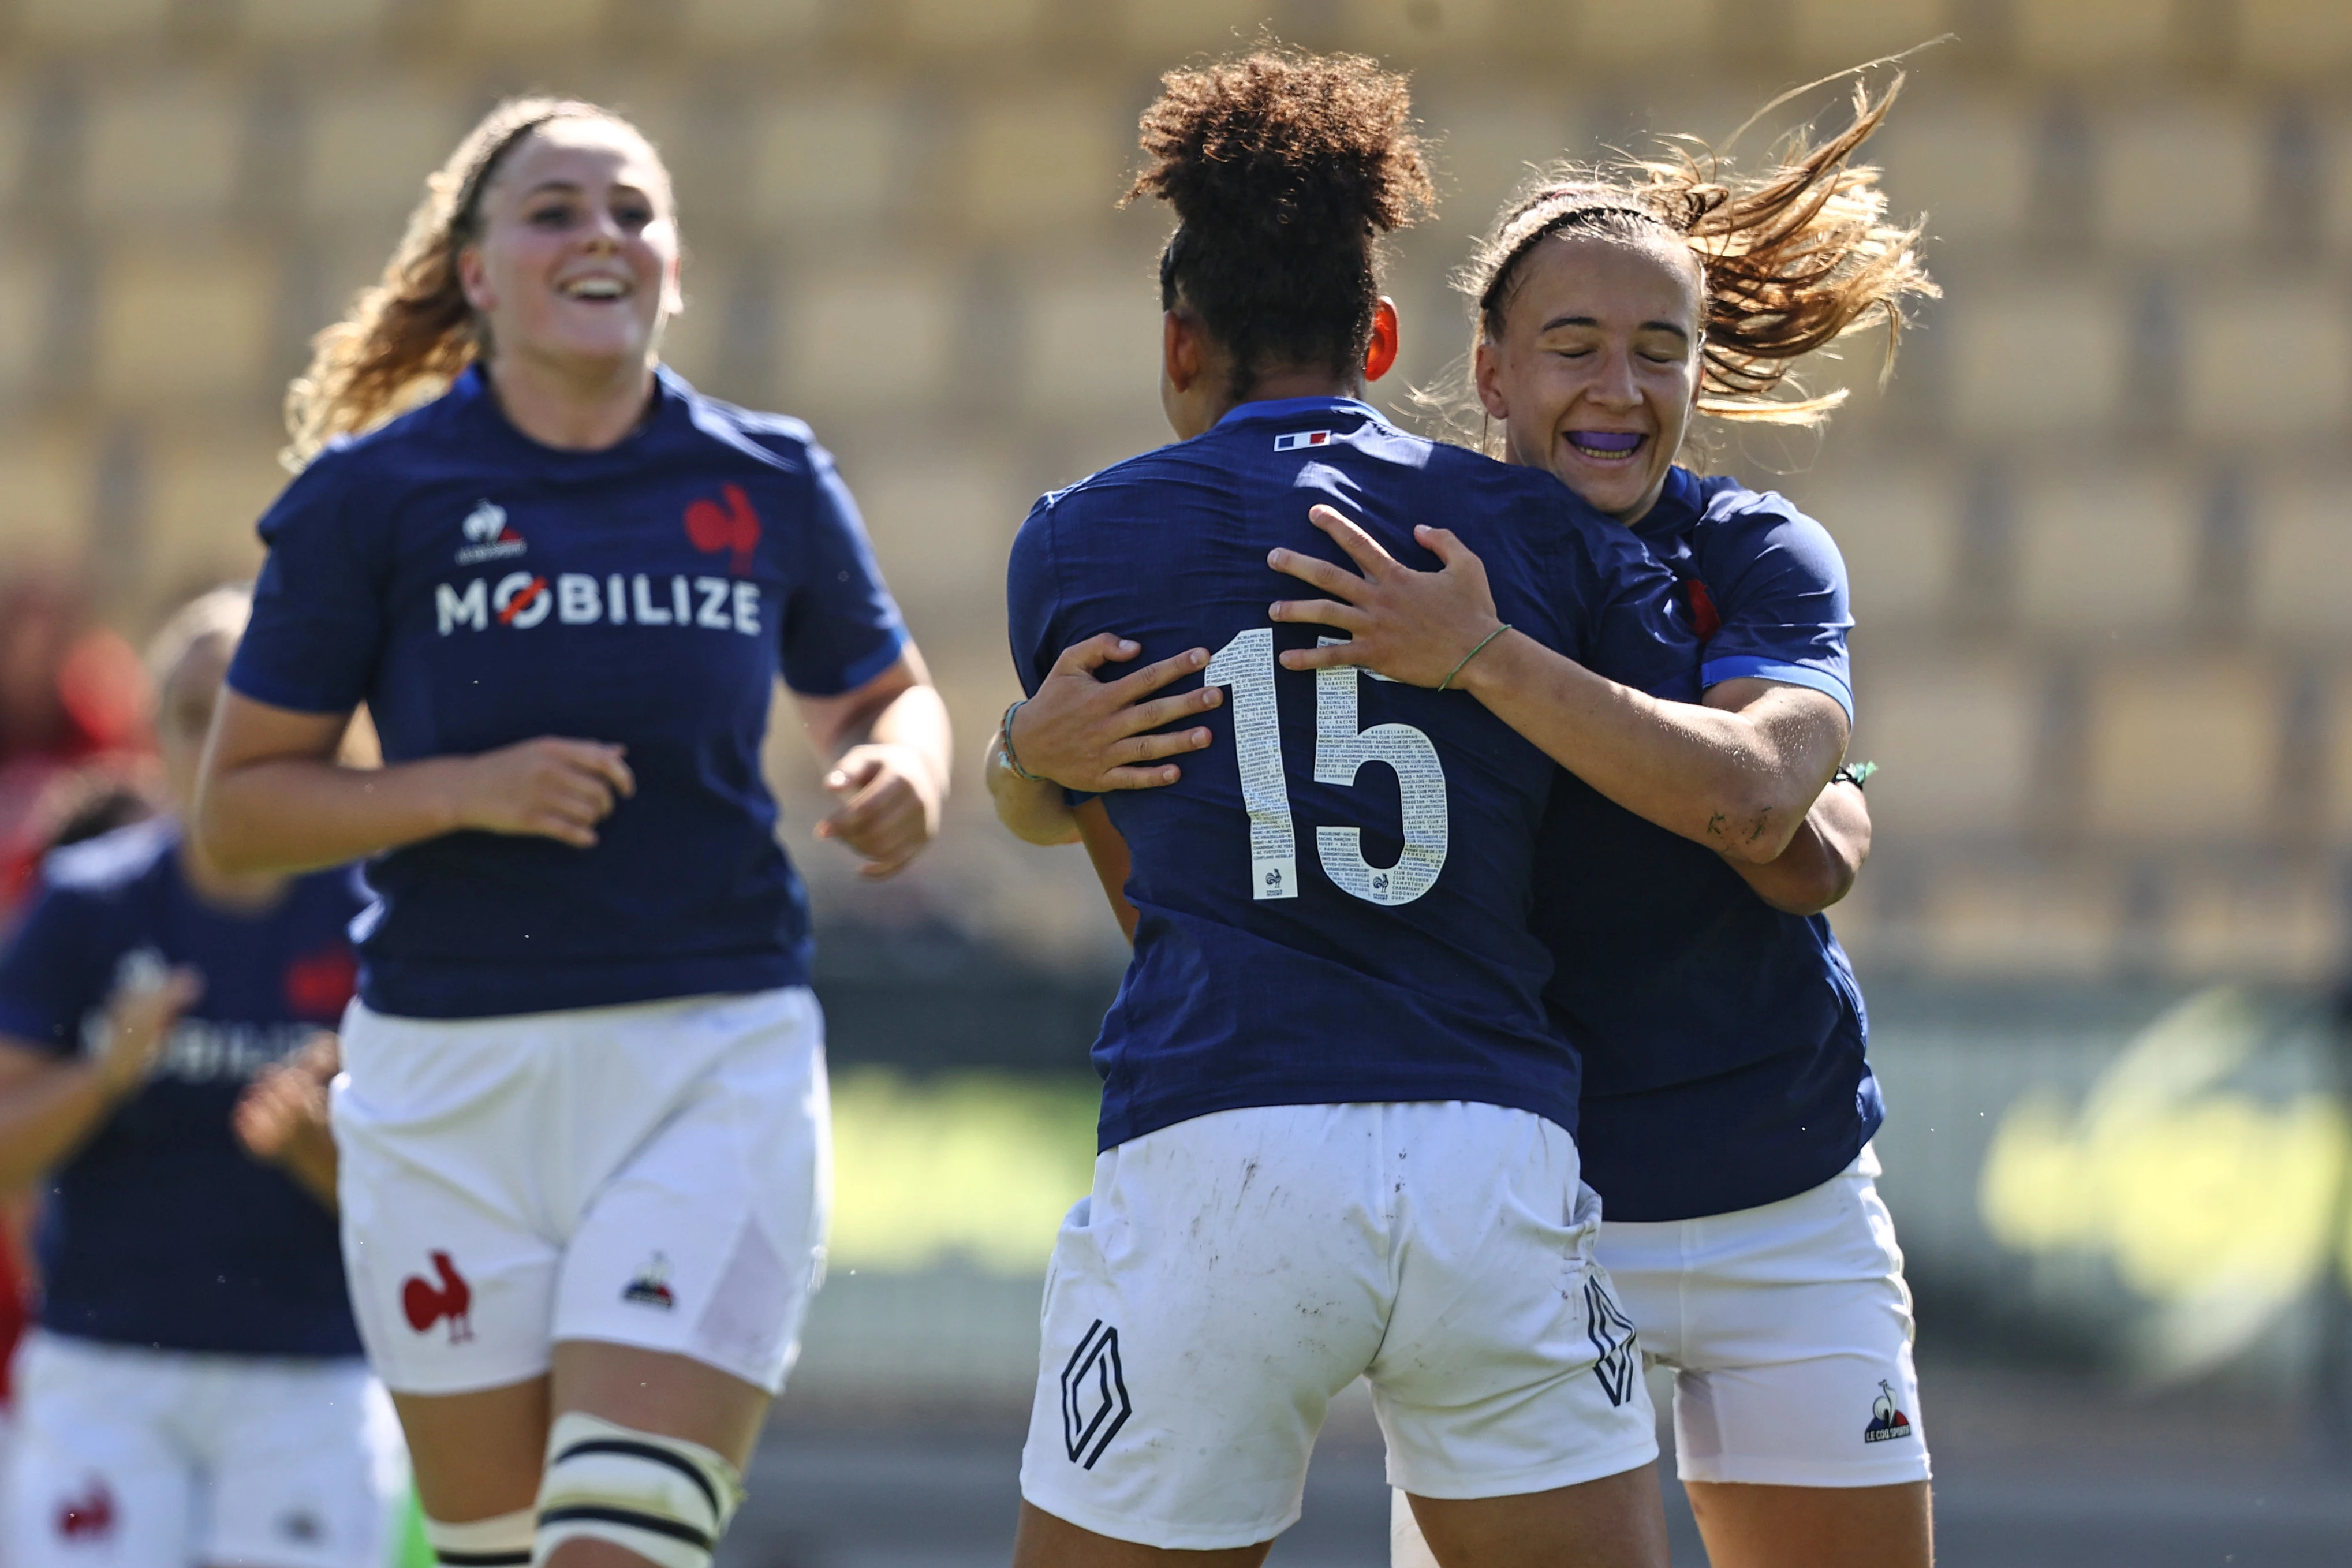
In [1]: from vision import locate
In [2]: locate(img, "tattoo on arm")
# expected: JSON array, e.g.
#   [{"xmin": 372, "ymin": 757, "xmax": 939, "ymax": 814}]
[
  {"xmin": 1746, "ymin": 809, "xmax": 1771, "ymax": 844},
  {"xmin": 1707, "ymin": 812, "xmax": 1727, "ymax": 838}
]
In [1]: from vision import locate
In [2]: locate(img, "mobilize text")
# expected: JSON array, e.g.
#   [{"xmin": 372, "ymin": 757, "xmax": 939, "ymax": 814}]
[{"xmin": 435, "ymin": 572, "xmax": 762, "ymax": 636}]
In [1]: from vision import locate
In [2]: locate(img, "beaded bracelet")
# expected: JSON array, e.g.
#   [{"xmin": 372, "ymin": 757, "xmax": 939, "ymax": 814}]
[
  {"xmin": 1832, "ymin": 760, "xmax": 1876, "ymax": 791},
  {"xmin": 999, "ymin": 699, "xmax": 1042, "ymax": 783}
]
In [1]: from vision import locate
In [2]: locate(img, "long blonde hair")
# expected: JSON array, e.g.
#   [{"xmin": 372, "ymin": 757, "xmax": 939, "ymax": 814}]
[
  {"xmin": 281, "ymin": 96, "xmax": 655, "ymax": 471},
  {"xmin": 1427, "ymin": 76, "xmax": 1937, "ymax": 451}
]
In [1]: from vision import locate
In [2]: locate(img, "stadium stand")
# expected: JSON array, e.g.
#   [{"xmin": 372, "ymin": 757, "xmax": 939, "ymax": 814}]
[{"xmin": 0, "ymin": 0, "xmax": 2344, "ymax": 985}]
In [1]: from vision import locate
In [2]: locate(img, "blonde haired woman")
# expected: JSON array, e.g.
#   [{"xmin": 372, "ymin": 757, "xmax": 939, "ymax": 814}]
[{"xmin": 197, "ymin": 99, "xmax": 950, "ymax": 1568}]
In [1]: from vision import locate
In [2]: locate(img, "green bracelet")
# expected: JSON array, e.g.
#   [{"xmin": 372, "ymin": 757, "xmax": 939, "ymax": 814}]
[
  {"xmin": 1438, "ymin": 624, "xmax": 1511, "ymax": 691},
  {"xmin": 999, "ymin": 699, "xmax": 1042, "ymax": 783},
  {"xmin": 1834, "ymin": 760, "xmax": 1876, "ymax": 790}
]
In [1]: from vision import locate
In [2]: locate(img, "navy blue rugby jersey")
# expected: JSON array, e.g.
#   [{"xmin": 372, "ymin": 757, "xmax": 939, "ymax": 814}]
[
  {"xmin": 0, "ymin": 820, "xmax": 365, "ymax": 1357},
  {"xmin": 1535, "ymin": 467, "xmax": 1880, "ymax": 1222},
  {"xmin": 229, "ymin": 365, "xmax": 907, "ymax": 1019},
  {"xmin": 1008, "ymin": 397, "xmax": 1698, "ymax": 1151}
]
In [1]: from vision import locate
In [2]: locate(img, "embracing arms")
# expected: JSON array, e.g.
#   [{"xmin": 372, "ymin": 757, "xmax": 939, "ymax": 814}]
[{"xmin": 1268, "ymin": 505, "xmax": 1850, "ymax": 868}]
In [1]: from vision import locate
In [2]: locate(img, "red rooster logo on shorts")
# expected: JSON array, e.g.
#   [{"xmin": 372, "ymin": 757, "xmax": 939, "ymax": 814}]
[
  {"xmin": 57, "ymin": 1478, "xmax": 114, "ymax": 1540},
  {"xmin": 402, "ymin": 1251, "xmax": 473, "ymax": 1343},
  {"xmin": 684, "ymin": 484, "xmax": 761, "ymax": 577}
]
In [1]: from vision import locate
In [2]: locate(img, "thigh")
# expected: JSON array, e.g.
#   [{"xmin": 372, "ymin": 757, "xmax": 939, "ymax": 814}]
[
  {"xmin": 391, "ymin": 1377, "xmax": 550, "ymax": 1524},
  {"xmin": 1406, "ymin": 1462, "xmax": 1667, "ymax": 1568},
  {"xmin": 1681, "ymin": 1480, "xmax": 1930, "ymax": 1568},
  {"xmin": 1372, "ymin": 1110, "xmax": 1656, "ymax": 1504},
  {"xmin": 8, "ymin": 1338, "xmax": 196, "ymax": 1568},
  {"xmin": 206, "ymin": 1361, "xmax": 406, "ymax": 1568},
  {"xmin": 551, "ymin": 988, "xmax": 830, "ymax": 1395},
  {"xmin": 334, "ymin": 1011, "xmax": 562, "ymax": 1398},
  {"xmin": 1670, "ymin": 1159, "xmax": 1927, "ymax": 1489},
  {"xmin": 1018, "ymin": 1107, "xmax": 1391, "ymax": 1554}
]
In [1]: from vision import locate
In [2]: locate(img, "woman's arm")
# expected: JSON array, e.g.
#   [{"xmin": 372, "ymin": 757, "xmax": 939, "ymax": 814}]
[
  {"xmin": 793, "ymin": 646, "xmax": 952, "ymax": 880},
  {"xmin": 986, "ymin": 634, "xmax": 1221, "ymax": 847},
  {"xmin": 1728, "ymin": 779, "xmax": 1871, "ymax": 916},
  {"xmin": 1269, "ymin": 506, "xmax": 1847, "ymax": 865},
  {"xmin": 0, "ymin": 968, "xmax": 200, "ymax": 1190},
  {"xmin": 233, "ymin": 1034, "xmax": 341, "ymax": 1211},
  {"xmin": 196, "ymin": 689, "xmax": 638, "ymax": 874}
]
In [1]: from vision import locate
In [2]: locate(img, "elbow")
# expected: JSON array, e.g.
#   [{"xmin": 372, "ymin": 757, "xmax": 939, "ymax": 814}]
[
  {"xmin": 191, "ymin": 777, "xmax": 266, "ymax": 873},
  {"xmin": 1719, "ymin": 792, "xmax": 1808, "ymax": 865}
]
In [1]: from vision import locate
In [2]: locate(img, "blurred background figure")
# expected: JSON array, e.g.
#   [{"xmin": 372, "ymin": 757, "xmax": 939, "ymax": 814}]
[
  {"xmin": 0, "ymin": 587, "xmax": 403, "ymax": 1568},
  {"xmin": 1, "ymin": 3, "xmax": 2351, "ymax": 1565}
]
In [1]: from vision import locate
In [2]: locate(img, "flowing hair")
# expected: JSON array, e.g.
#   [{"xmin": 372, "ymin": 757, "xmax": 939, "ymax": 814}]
[
  {"xmin": 1423, "ymin": 75, "xmax": 1937, "ymax": 453},
  {"xmin": 281, "ymin": 96, "xmax": 651, "ymax": 470}
]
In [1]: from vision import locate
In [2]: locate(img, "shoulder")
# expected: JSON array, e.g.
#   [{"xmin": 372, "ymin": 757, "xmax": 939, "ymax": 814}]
[
  {"xmin": 1033, "ymin": 439, "xmax": 1205, "ymax": 520},
  {"xmin": 37, "ymin": 819, "xmax": 176, "ymax": 899},
  {"xmin": 671, "ymin": 390, "xmax": 825, "ymax": 481},
  {"xmin": 1693, "ymin": 473, "xmax": 1846, "ymax": 585}
]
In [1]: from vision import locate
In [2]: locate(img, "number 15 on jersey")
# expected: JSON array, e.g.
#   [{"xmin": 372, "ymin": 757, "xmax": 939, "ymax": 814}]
[{"xmin": 1203, "ymin": 628, "xmax": 1448, "ymax": 908}]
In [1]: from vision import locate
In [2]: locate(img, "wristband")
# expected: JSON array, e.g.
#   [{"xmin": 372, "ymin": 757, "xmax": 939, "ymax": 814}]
[
  {"xmin": 1833, "ymin": 761, "xmax": 1876, "ymax": 790},
  {"xmin": 999, "ymin": 699, "xmax": 1043, "ymax": 783},
  {"xmin": 1438, "ymin": 624, "xmax": 1511, "ymax": 691}
]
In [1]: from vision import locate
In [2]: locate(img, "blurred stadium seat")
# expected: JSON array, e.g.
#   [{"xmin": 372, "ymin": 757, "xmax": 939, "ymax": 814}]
[
  {"xmin": 2084, "ymin": 659, "xmax": 2282, "ymax": 840},
  {"xmin": 0, "ymin": 424, "xmax": 95, "ymax": 565},
  {"xmin": 2012, "ymin": 465, "xmax": 2201, "ymax": 638},
  {"xmin": 1021, "ymin": 266, "xmax": 1160, "ymax": 419},
  {"xmin": 747, "ymin": 94, "xmax": 901, "ymax": 230},
  {"xmin": 1949, "ymin": 279, "xmax": 2130, "ymax": 437},
  {"xmin": 0, "ymin": 246, "xmax": 52, "ymax": 404},
  {"xmin": 901, "ymin": 0, "xmax": 1047, "ymax": 50},
  {"xmin": 1569, "ymin": 0, "xmax": 1711, "ymax": 62},
  {"xmin": 140, "ymin": 425, "xmax": 283, "ymax": 596},
  {"xmin": 15, "ymin": 0, "xmax": 173, "ymax": 47},
  {"xmin": 1335, "ymin": 0, "xmax": 1501, "ymax": 55},
  {"xmin": 2323, "ymin": 669, "xmax": 2352, "ymax": 843},
  {"xmin": 2246, "ymin": 473, "xmax": 2352, "ymax": 644},
  {"xmin": 780, "ymin": 263, "xmax": 960, "ymax": 410},
  {"xmin": 237, "ymin": 0, "xmax": 391, "ymax": 47},
  {"xmin": 1916, "ymin": 861, "xmax": 2124, "ymax": 976},
  {"xmin": 81, "ymin": 80, "xmax": 245, "ymax": 223},
  {"xmin": 2163, "ymin": 863, "xmax": 2345, "ymax": 979},
  {"xmin": 960, "ymin": 97, "xmax": 1124, "ymax": 234},
  {"xmin": 1804, "ymin": 460, "xmax": 1960, "ymax": 628},
  {"xmin": 300, "ymin": 87, "xmax": 466, "ymax": 226},
  {"xmin": 2178, "ymin": 282, "xmax": 2352, "ymax": 443},
  {"xmin": 2095, "ymin": 106, "xmax": 2267, "ymax": 255},
  {"xmin": 1122, "ymin": 0, "xmax": 1279, "ymax": 55},
  {"xmin": 675, "ymin": 0, "xmax": 824, "ymax": 50},
  {"xmin": 1853, "ymin": 655, "xmax": 2044, "ymax": 838},
  {"xmin": 2236, "ymin": 0, "xmax": 2352, "ymax": 74},
  {"xmin": 1876, "ymin": 98, "xmax": 2039, "ymax": 244},
  {"xmin": 1784, "ymin": 0, "xmax": 1948, "ymax": 69},
  {"xmin": 92, "ymin": 247, "xmax": 275, "ymax": 406},
  {"xmin": 449, "ymin": 0, "xmax": 611, "ymax": 50},
  {"xmin": 2012, "ymin": 0, "xmax": 2177, "ymax": 72}
]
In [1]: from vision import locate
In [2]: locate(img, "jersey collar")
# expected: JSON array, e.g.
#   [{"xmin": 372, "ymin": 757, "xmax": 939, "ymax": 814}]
[
  {"xmin": 1211, "ymin": 395, "xmax": 1384, "ymax": 432},
  {"xmin": 451, "ymin": 362, "xmax": 686, "ymax": 460}
]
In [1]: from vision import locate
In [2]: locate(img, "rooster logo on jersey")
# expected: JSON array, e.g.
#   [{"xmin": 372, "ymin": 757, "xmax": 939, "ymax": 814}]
[
  {"xmin": 454, "ymin": 501, "xmax": 527, "ymax": 566},
  {"xmin": 684, "ymin": 485, "xmax": 761, "ymax": 577}
]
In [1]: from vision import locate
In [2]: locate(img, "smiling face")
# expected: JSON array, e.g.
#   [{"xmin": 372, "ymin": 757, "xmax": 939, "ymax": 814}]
[
  {"xmin": 456, "ymin": 117, "xmax": 682, "ymax": 379},
  {"xmin": 1474, "ymin": 232, "xmax": 1704, "ymax": 525}
]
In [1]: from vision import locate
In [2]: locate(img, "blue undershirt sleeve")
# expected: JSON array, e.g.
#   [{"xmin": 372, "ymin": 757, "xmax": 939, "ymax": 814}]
[{"xmin": 779, "ymin": 447, "xmax": 909, "ymax": 697}]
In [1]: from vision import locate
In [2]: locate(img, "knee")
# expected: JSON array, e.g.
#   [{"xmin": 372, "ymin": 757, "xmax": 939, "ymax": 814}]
[{"xmin": 532, "ymin": 1412, "xmax": 746, "ymax": 1568}]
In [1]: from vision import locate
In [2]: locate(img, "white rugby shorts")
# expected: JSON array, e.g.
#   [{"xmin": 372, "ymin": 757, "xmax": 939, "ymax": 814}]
[
  {"xmin": 1019, "ymin": 1102, "xmax": 1657, "ymax": 1552},
  {"xmin": 3, "ymin": 1333, "xmax": 404, "ymax": 1568},
  {"xmin": 1603, "ymin": 1144, "xmax": 1928, "ymax": 1488},
  {"xmin": 334, "ymin": 987, "xmax": 829, "ymax": 1397}
]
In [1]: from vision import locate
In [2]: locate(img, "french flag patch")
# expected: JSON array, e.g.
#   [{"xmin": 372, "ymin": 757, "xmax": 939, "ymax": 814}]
[{"xmin": 1274, "ymin": 430, "xmax": 1333, "ymax": 451}]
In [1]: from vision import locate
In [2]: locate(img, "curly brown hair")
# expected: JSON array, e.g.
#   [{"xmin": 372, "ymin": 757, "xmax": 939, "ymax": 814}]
[
  {"xmin": 282, "ymin": 96, "xmax": 660, "ymax": 470},
  {"xmin": 1428, "ymin": 76, "xmax": 1936, "ymax": 450},
  {"xmin": 1126, "ymin": 48, "xmax": 1435, "ymax": 395}
]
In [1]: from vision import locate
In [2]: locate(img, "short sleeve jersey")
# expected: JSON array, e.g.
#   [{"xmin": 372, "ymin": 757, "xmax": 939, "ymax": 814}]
[
  {"xmin": 229, "ymin": 365, "xmax": 907, "ymax": 1020},
  {"xmin": 0, "ymin": 820, "xmax": 366, "ymax": 1356},
  {"xmin": 1009, "ymin": 398, "xmax": 1698, "ymax": 1151},
  {"xmin": 1534, "ymin": 467, "xmax": 1879, "ymax": 1222}
]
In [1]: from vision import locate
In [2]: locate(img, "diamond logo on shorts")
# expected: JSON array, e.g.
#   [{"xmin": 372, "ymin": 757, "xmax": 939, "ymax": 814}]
[
  {"xmin": 1584, "ymin": 1277, "xmax": 1640, "ymax": 1409},
  {"xmin": 1059, "ymin": 1318, "xmax": 1133, "ymax": 1470},
  {"xmin": 401, "ymin": 1250, "xmax": 474, "ymax": 1343},
  {"xmin": 1864, "ymin": 1380, "xmax": 1914, "ymax": 1443},
  {"xmin": 624, "ymin": 1253, "xmax": 677, "ymax": 1309}
]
